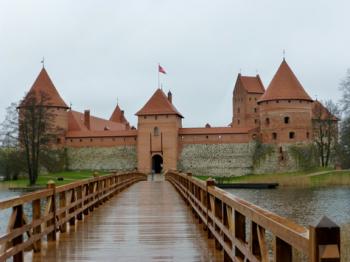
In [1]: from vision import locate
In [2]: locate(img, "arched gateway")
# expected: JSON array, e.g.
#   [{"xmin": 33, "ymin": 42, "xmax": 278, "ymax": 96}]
[{"xmin": 152, "ymin": 154, "xmax": 163, "ymax": 173}]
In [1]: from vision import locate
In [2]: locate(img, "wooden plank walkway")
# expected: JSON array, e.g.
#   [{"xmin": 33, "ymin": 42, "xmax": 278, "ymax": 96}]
[{"xmin": 27, "ymin": 176, "xmax": 223, "ymax": 261}]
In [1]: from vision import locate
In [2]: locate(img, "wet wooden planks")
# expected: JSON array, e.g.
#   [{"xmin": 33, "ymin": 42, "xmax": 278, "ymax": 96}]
[{"xmin": 28, "ymin": 179, "xmax": 223, "ymax": 261}]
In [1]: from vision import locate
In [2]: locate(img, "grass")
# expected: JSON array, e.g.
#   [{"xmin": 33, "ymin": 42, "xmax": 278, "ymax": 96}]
[
  {"xmin": 0, "ymin": 170, "xmax": 108, "ymax": 188},
  {"xmin": 195, "ymin": 167, "xmax": 350, "ymax": 187}
]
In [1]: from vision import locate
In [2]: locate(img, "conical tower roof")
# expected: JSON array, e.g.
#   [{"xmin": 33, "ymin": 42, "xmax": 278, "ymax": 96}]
[
  {"xmin": 19, "ymin": 68, "xmax": 68, "ymax": 108},
  {"xmin": 258, "ymin": 60, "xmax": 312, "ymax": 103},
  {"xmin": 136, "ymin": 89, "xmax": 183, "ymax": 118},
  {"xmin": 110, "ymin": 104, "xmax": 129, "ymax": 124}
]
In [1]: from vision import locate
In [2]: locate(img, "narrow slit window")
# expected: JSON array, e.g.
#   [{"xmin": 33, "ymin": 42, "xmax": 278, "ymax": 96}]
[
  {"xmin": 289, "ymin": 132, "xmax": 295, "ymax": 139},
  {"xmin": 272, "ymin": 132, "xmax": 277, "ymax": 140}
]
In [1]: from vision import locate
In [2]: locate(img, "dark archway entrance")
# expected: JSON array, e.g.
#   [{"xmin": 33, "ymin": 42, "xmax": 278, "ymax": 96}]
[{"xmin": 152, "ymin": 154, "xmax": 163, "ymax": 174}]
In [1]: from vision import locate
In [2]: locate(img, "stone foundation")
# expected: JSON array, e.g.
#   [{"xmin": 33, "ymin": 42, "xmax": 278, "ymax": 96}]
[
  {"xmin": 67, "ymin": 146, "xmax": 137, "ymax": 171},
  {"xmin": 178, "ymin": 143, "xmax": 255, "ymax": 177}
]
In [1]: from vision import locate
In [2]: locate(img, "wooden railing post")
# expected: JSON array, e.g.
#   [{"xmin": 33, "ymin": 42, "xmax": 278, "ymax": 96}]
[
  {"xmin": 309, "ymin": 216, "xmax": 340, "ymax": 262},
  {"xmin": 46, "ymin": 180, "xmax": 56, "ymax": 241},
  {"xmin": 69, "ymin": 188, "xmax": 76, "ymax": 226},
  {"xmin": 76, "ymin": 186, "xmax": 83, "ymax": 220},
  {"xmin": 83, "ymin": 184, "xmax": 89, "ymax": 216},
  {"xmin": 12, "ymin": 205, "xmax": 24, "ymax": 262},
  {"xmin": 59, "ymin": 191, "xmax": 67, "ymax": 233},
  {"xmin": 206, "ymin": 178, "xmax": 215, "ymax": 239},
  {"xmin": 32, "ymin": 199, "xmax": 41, "ymax": 251}
]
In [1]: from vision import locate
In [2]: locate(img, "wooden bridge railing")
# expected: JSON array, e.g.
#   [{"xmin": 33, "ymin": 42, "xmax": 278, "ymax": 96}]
[
  {"xmin": 0, "ymin": 171, "xmax": 147, "ymax": 262},
  {"xmin": 166, "ymin": 171, "xmax": 341, "ymax": 262}
]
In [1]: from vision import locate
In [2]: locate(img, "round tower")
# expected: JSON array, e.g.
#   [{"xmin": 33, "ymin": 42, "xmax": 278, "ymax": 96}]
[
  {"xmin": 19, "ymin": 68, "xmax": 69, "ymax": 143},
  {"xmin": 257, "ymin": 60, "xmax": 313, "ymax": 144}
]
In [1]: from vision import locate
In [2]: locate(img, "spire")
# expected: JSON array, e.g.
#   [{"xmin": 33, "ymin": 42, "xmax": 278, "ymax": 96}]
[
  {"xmin": 110, "ymin": 103, "xmax": 129, "ymax": 126},
  {"xmin": 258, "ymin": 59, "xmax": 312, "ymax": 103},
  {"xmin": 19, "ymin": 68, "xmax": 68, "ymax": 108},
  {"xmin": 136, "ymin": 89, "xmax": 183, "ymax": 118}
]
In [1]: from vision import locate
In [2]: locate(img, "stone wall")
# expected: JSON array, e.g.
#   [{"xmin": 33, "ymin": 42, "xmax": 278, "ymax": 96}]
[
  {"xmin": 253, "ymin": 144, "xmax": 304, "ymax": 174},
  {"xmin": 67, "ymin": 146, "xmax": 137, "ymax": 171},
  {"xmin": 178, "ymin": 143, "xmax": 255, "ymax": 177}
]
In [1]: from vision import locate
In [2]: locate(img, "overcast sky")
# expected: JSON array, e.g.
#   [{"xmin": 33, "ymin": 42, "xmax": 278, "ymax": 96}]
[{"xmin": 0, "ymin": 0, "xmax": 349, "ymax": 127}]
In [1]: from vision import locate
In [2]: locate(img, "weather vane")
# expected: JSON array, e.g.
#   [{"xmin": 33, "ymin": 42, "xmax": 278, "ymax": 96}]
[{"xmin": 283, "ymin": 49, "xmax": 286, "ymax": 60}]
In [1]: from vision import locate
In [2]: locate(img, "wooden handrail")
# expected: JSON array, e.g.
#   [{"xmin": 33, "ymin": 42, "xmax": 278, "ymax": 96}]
[
  {"xmin": 0, "ymin": 171, "xmax": 147, "ymax": 262},
  {"xmin": 165, "ymin": 171, "xmax": 341, "ymax": 262}
]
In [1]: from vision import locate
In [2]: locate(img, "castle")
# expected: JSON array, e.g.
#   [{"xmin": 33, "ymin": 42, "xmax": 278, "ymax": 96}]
[{"xmin": 20, "ymin": 59, "xmax": 331, "ymax": 175}]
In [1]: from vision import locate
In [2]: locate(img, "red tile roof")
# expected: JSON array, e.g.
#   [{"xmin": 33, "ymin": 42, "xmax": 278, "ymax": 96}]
[
  {"xmin": 179, "ymin": 127, "xmax": 252, "ymax": 135},
  {"xmin": 66, "ymin": 130, "xmax": 137, "ymax": 138},
  {"xmin": 312, "ymin": 100, "xmax": 339, "ymax": 121},
  {"xmin": 110, "ymin": 104, "xmax": 130, "ymax": 127},
  {"xmin": 68, "ymin": 110, "xmax": 127, "ymax": 132},
  {"xmin": 239, "ymin": 74, "xmax": 265, "ymax": 94},
  {"xmin": 136, "ymin": 89, "xmax": 183, "ymax": 118},
  {"xmin": 258, "ymin": 60, "xmax": 312, "ymax": 103},
  {"xmin": 20, "ymin": 68, "xmax": 68, "ymax": 108}
]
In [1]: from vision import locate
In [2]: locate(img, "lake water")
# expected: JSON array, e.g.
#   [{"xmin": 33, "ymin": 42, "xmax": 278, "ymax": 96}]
[
  {"xmin": 0, "ymin": 184, "xmax": 349, "ymax": 259},
  {"xmin": 225, "ymin": 186, "xmax": 350, "ymax": 226},
  {"xmin": 226, "ymin": 186, "xmax": 350, "ymax": 260}
]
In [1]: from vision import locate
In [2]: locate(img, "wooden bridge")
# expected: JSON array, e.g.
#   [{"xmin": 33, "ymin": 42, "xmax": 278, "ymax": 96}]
[{"xmin": 0, "ymin": 171, "xmax": 341, "ymax": 262}]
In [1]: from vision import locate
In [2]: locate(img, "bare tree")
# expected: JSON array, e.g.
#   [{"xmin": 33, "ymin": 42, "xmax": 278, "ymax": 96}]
[
  {"xmin": 339, "ymin": 69, "xmax": 350, "ymax": 167},
  {"xmin": 340, "ymin": 69, "xmax": 350, "ymax": 115},
  {"xmin": 17, "ymin": 91, "xmax": 59, "ymax": 185},
  {"xmin": 312, "ymin": 100, "xmax": 339, "ymax": 167},
  {"xmin": 0, "ymin": 103, "xmax": 24, "ymax": 180}
]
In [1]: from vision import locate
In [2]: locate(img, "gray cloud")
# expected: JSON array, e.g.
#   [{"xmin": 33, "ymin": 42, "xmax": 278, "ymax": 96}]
[{"xmin": 0, "ymin": 0, "xmax": 349, "ymax": 127}]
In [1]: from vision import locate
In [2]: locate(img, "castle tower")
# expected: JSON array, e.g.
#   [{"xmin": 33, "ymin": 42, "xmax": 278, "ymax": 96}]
[
  {"xmin": 110, "ymin": 103, "xmax": 130, "ymax": 129},
  {"xmin": 18, "ymin": 68, "xmax": 69, "ymax": 143},
  {"xmin": 257, "ymin": 59, "xmax": 313, "ymax": 143},
  {"xmin": 232, "ymin": 74, "xmax": 265, "ymax": 128},
  {"xmin": 135, "ymin": 88, "xmax": 183, "ymax": 173}
]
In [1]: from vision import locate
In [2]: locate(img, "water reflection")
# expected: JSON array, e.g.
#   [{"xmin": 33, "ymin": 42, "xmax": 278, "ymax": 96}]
[{"xmin": 225, "ymin": 186, "xmax": 350, "ymax": 226}]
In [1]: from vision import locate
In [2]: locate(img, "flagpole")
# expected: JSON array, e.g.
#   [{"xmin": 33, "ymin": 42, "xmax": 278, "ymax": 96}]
[{"xmin": 158, "ymin": 63, "xmax": 160, "ymax": 89}]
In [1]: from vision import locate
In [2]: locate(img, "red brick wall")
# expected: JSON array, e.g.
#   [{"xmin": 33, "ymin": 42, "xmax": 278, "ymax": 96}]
[{"xmin": 259, "ymin": 100, "xmax": 313, "ymax": 143}]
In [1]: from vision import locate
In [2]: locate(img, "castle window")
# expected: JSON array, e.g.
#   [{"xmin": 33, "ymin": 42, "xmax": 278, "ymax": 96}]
[
  {"xmin": 154, "ymin": 127, "xmax": 159, "ymax": 136},
  {"xmin": 265, "ymin": 118, "xmax": 270, "ymax": 125},
  {"xmin": 276, "ymin": 100, "xmax": 279, "ymax": 103},
  {"xmin": 279, "ymin": 147, "xmax": 283, "ymax": 153},
  {"xmin": 254, "ymin": 108, "xmax": 257, "ymax": 113},
  {"xmin": 237, "ymin": 119, "xmax": 240, "ymax": 125},
  {"xmin": 288, "ymin": 100, "xmax": 291, "ymax": 103},
  {"xmin": 289, "ymin": 132, "xmax": 295, "ymax": 139},
  {"xmin": 144, "ymin": 116, "xmax": 147, "ymax": 119},
  {"xmin": 249, "ymin": 97, "xmax": 251, "ymax": 101},
  {"xmin": 79, "ymin": 139, "xmax": 82, "ymax": 142},
  {"xmin": 90, "ymin": 138, "xmax": 93, "ymax": 142},
  {"xmin": 237, "ymin": 107, "xmax": 240, "ymax": 113},
  {"xmin": 56, "ymin": 138, "xmax": 61, "ymax": 144},
  {"xmin": 206, "ymin": 135, "xmax": 209, "ymax": 139},
  {"xmin": 306, "ymin": 132, "xmax": 310, "ymax": 139},
  {"xmin": 254, "ymin": 119, "xmax": 258, "ymax": 124},
  {"xmin": 284, "ymin": 116, "xmax": 290, "ymax": 124},
  {"xmin": 272, "ymin": 132, "xmax": 277, "ymax": 140},
  {"xmin": 70, "ymin": 139, "xmax": 73, "ymax": 142}
]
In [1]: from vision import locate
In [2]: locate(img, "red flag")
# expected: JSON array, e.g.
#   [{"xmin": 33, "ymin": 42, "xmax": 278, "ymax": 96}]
[{"xmin": 158, "ymin": 65, "xmax": 166, "ymax": 74}]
